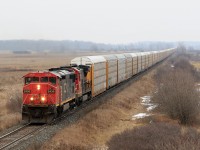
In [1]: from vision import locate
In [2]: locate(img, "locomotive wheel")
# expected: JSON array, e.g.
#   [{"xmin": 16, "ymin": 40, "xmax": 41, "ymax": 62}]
[
  {"xmin": 69, "ymin": 101, "xmax": 76, "ymax": 110},
  {"xmin": 87, "ymin": 92, "xmax": 92, "ymax": 100},
  {"xmin": 57, "ymin": 106, "xmax": 63, "ymax": 116},
  {"xmin": 75, "ymin": 96, "xmax": 83, "ymax": 106}
]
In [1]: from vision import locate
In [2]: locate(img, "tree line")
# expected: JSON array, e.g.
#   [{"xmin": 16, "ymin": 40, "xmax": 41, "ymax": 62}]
[{"xmin": 0, "ymin": 40, "xmax": 175, "ymax": 52}]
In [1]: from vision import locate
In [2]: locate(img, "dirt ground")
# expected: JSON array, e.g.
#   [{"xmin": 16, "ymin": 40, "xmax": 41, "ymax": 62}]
[{"xmin": 41, "ymin": 67, "xmax": 157, "ymax": 150}]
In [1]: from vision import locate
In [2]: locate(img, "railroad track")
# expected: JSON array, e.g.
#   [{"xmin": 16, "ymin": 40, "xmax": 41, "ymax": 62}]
[
  {"xmin": 0, "ymin": 105, "xmax": 87, "ymax": 150},
  {"xmin": 0, "ymin": 105, "xmax": 91, "ymax": 150},
  {"xmin": 0, "ymin": 123, "xmax": 46, "ymax": 150},
  {"xmin": 0, "ymin": 56, "xmax": 171, "ymax": 150}
]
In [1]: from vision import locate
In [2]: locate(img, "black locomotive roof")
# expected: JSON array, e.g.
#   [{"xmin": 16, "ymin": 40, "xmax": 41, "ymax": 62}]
[{"xmin": 50, "ymin": 70, "xmax": 73, "ymax": 78}]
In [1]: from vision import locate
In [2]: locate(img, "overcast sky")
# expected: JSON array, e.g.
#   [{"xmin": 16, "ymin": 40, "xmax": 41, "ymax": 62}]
[{"xmin": 0, "ymin": 0, "xmax": 199, "ymax": 44}]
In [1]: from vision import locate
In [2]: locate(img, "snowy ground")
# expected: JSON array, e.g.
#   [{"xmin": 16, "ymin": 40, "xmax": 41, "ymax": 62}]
[{"xmin": 132, "ymin": 95, "xmax": 158, "ymax": 120}]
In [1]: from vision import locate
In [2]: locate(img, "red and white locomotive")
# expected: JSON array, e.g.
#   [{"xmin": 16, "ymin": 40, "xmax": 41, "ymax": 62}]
[{"xmin": 22, "ymin": 65, "xmax": 92, "ymax": 123}]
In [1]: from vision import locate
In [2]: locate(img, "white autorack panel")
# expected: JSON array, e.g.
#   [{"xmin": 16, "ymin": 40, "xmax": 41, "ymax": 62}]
[
  {"xmin": 71, "ymin": 56, "xmax": 106, "ymax": 97},
  {"xmin": 129, "ymin": 53, "xmax": 138, "ymax": 75},
  {"xmin": 103, "ymin": 55, "xmax": 118, "ymax": 88},
  {"xmin": 115, "ymin": 54, "xmax": 126, "ymax": 83},
  {"xmin": 124, "ymin": 53, "xmax": 133, "ymax": 79}
]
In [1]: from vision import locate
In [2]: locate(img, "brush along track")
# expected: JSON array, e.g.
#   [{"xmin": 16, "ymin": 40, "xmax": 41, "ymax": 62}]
[{"xmin": 0, "ymin": 56, "xmax": 170, "ymax": 150}]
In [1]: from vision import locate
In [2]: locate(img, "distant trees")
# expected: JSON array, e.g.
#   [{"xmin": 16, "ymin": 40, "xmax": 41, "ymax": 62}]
[
  {"xmin": 177, "ymin": 43, "xmax": 187, "ymax": 53},
  {"xmin": 0, "ymin": 40, "xmax": 174, "ymax": 52},
  {"xmin": 153, "ymin": 54, "xmax": 200, "ymax": 124},
  {"xmin": 12, "ymin": 51, "xmax": 31, "ymax": 54},
  {"xmin": 2, "ymin": 40, "xmax": 200, "ymax": 52}
]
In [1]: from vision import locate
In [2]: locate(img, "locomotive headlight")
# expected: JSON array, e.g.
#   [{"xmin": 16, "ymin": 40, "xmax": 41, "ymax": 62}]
[
  {"xmin": 30, "ymin": 97, "xmax": 34, "ymax": 101},
  {"xmin": 37, "ymin": 85, "xmax": 41, "ymax": 90},
  {"xmin": 41, "ymin": 97, "xmax": 45, "ymax": 103}
]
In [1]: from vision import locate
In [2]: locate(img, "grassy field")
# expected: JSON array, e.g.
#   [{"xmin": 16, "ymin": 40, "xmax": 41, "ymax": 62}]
[
  {"xmin": 190, "ymin": 61, "xmax": 200, "ymax": 70},
  {"xmin": 0, "ymin": 51, "xmax": 109, "ymax": 131}
]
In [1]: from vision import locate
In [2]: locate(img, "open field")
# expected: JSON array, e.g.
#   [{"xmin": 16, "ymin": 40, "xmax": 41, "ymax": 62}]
[
  {"xmin": 0, "ymin": 51, "xmax": 111, "ymax": 131},
  {"xmin": 189, "ymin": 50, "xmax": 200, "ymax": 71},
  {"xmin": 190, "ymin": 61, "xmax": 200, "ymax": 71}
]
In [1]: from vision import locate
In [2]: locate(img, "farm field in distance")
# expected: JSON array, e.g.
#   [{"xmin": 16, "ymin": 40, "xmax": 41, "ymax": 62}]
[{"xmin": 190, "ymin": 51, "xmax": 200, "ymax": 71}]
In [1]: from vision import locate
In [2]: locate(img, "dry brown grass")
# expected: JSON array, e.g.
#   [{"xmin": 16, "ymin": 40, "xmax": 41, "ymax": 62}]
[
  {"xmin": 41, "ymin": 69, "xmax": 156, "ymax": 150},
  {"xmin": 0, "ymin": 113, "xmax": 21, "ymax": 131},
  {"xmin": 0, "ymin": 84, "xmax": 22, "ymax": 130},
  {"xmin": 107, "ymin": 123, "xmax": 200, "ymax": 150}
]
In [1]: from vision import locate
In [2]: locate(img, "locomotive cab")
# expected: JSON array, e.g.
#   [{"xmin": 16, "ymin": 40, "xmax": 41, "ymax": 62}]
[
  {"xmin": 23, "ymin": 73, "xmax": 58, "ymax": 105},
  {"xmin": 22, "ymin": 65, "xmax": 91, "ymax": 124},
  {"xmin": 22, "ymin": 72, "xmax": 59, "ymax": 123}
]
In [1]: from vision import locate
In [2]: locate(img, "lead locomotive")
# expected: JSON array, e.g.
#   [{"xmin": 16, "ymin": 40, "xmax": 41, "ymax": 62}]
[{"xmin": 22, "ymin": 65, "xmax": 91, "ymax": 123}]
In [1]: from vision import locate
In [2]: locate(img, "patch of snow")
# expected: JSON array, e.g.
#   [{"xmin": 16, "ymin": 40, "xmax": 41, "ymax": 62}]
[
  {"xmin": 132, "ymin": 94, "xmax": 158, "ymax": 121},
  {"xmin": 132, "ymin": 113, "xmax": 150, "ymax": 120},
  {"xmin": 140, "ymin": 95, "xmax": 158, "ymax": 112},
  {"xmin": 147, "ymin": 105, "xmax": 158, "ymax": 111},
  {"xmin": 141, "ymin": 96, "xmax": 151, "ymax": 103},
  {"xmin": 171, "ymin": 65, "xmax": 174, "ymax": 68}
]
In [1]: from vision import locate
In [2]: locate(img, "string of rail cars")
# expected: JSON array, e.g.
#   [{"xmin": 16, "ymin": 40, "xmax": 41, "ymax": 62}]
[{"xmin": 22, "ymin": 48, "xmax": 175, "ymax": 123}]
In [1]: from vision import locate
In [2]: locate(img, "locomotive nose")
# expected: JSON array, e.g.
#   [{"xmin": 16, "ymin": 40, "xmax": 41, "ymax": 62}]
[
  {"xmin": 28, "ymin": 84, "xmax": 48, "ymax": 104},
  {"xmin": 37, "ymin": 84, "xmax": 41, "ymax": 90},
  {"xmin": 23, "ymin": 75, "xmax": 57, "ymax": 106}
]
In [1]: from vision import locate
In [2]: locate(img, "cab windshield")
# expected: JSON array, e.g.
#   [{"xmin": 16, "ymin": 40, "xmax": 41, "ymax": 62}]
[
  {"xmin": 25, "ymin": 77, "xmax": 56, "ymax": 85},
  {"xmin": 25, "ymin": 77, "xmax": 39, "ymax": 85},
  {"xmin": 41, "ymin": 77, "xmax": 48, "ymax": 82}
]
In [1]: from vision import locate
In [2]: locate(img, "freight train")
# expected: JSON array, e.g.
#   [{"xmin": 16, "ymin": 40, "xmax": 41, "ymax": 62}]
[{"xmin": 22, "ymin": 48, "xmax": 175, "ymax": 123}]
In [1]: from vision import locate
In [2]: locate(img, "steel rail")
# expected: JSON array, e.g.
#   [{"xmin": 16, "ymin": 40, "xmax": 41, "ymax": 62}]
[{"xmin": 0, "ymin": 125, "xmax": 45, "ymax": 150}]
